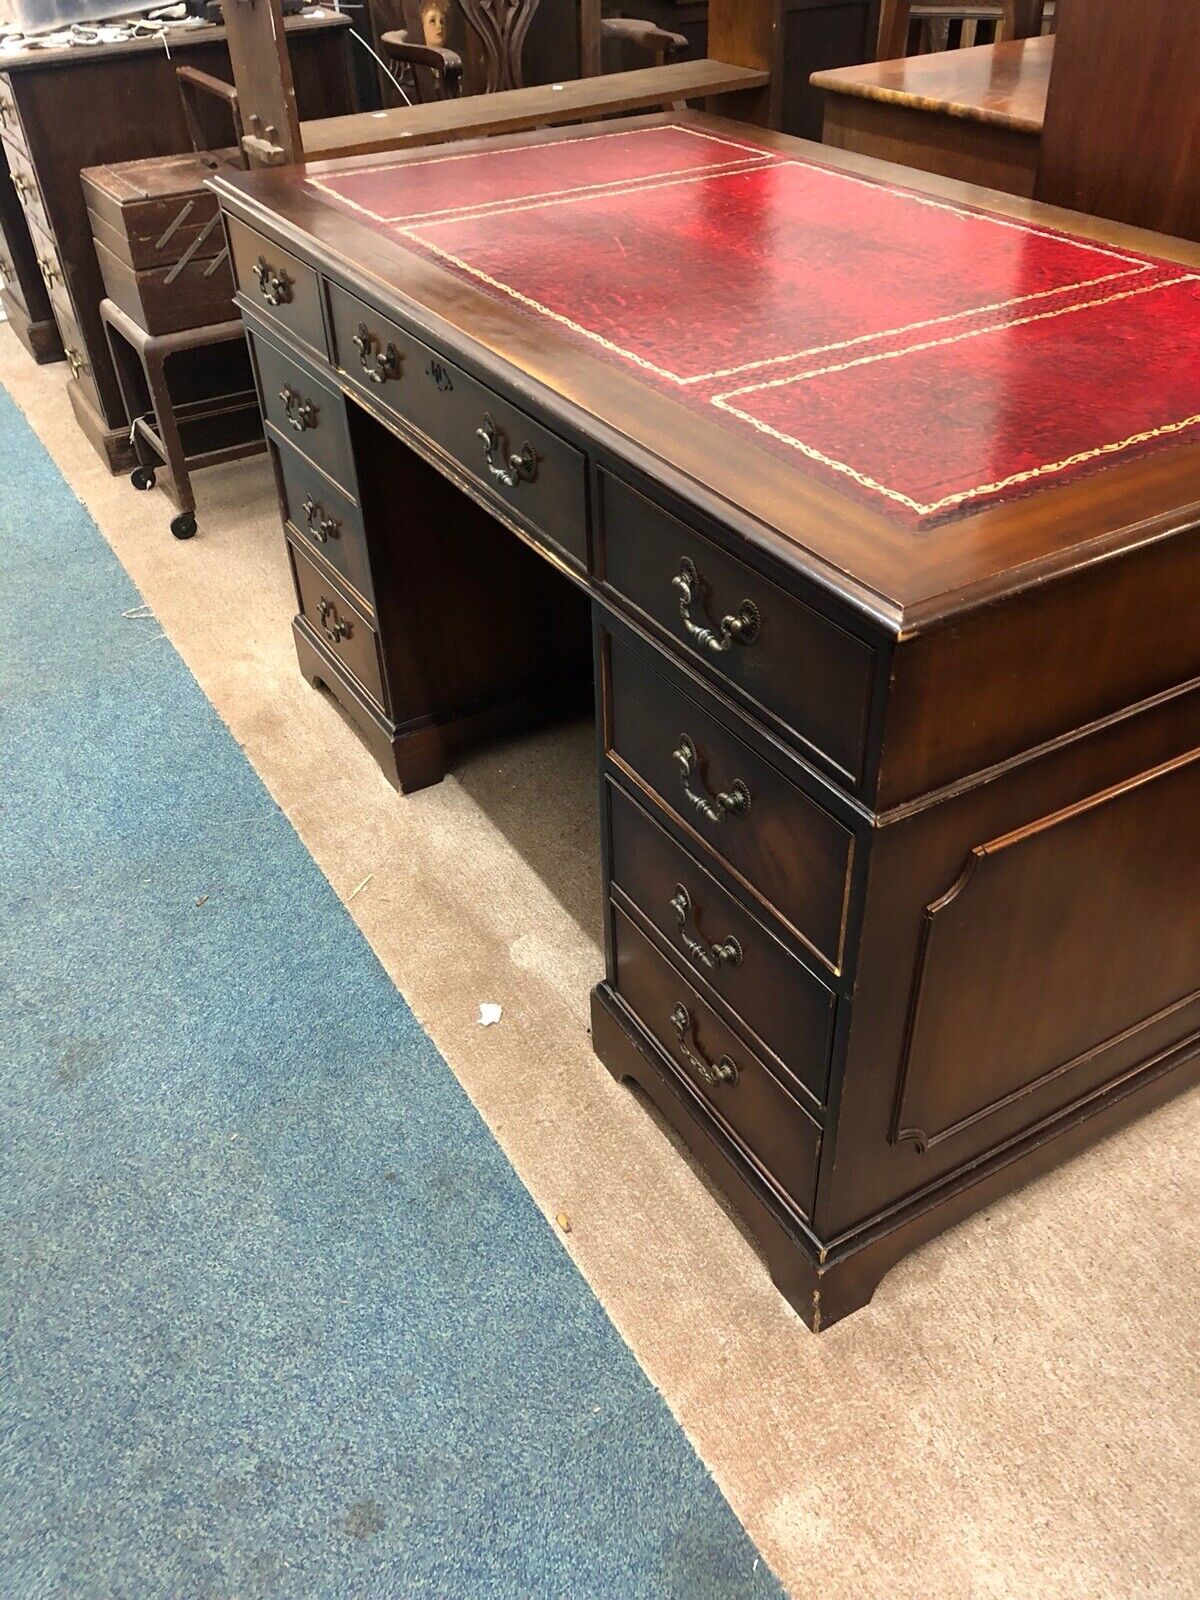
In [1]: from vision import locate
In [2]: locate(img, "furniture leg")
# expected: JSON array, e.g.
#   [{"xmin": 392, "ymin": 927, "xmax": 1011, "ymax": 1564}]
[{"xmin": 142, "ymin": 341, "xmax": 198, "ymax": 527}]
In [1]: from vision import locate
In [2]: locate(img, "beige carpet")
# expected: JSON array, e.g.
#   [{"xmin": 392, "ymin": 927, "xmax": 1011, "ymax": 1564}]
[{"xmin": 6, "ymin": 328, "xmax": 1198, "ymax": 1600}]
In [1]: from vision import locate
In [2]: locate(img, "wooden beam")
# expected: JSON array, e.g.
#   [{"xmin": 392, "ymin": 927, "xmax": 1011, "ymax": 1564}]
[
  {"xmin": 220, "ymin": 0, "xmax": 303, "ymax": 168},
  {"xmin": 299, "ymin": 57, "xmax": 770, "ymax": 160},
  {"xmin": 706, "ymin": 0, "xmax": 781, "ymax": 125}
]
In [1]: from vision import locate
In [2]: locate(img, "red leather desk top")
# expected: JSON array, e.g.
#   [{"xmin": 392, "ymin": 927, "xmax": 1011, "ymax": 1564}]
[{"xmin": 306, "ymin": 123, "xmax": 1200, "ymax": 528}]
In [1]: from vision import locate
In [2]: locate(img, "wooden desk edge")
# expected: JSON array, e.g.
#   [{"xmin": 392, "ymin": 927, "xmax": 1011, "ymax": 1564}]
[{"xmin": 211, "ymin": 112, "xmax": 1200, "ymax": 632}]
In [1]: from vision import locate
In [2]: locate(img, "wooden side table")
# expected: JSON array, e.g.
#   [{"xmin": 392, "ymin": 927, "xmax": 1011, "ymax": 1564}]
[
  {"xmin": 100, "ymin": 301, "xmax": 264, "ymax": 540},
  {"xmin": 812, "ymin": 35, "xmax": 1051, "ymax": 196}
]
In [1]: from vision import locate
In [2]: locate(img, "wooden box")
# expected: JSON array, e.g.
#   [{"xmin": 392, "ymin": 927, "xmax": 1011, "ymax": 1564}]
[{"xmin": 82, "ymin": 150, "xmax": 239, "ymax": 336}]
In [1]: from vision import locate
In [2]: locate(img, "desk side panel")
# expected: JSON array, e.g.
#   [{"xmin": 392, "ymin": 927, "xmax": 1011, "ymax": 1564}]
[{"xmin": 820, "ymin": 674, "xmax": 1200, "ymax": 1237}]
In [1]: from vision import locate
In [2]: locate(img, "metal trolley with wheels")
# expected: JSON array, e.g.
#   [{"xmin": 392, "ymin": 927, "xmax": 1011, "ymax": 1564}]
[{"xmin": 100, "ymin": 298, "xmax": 265, "ymax": 539}]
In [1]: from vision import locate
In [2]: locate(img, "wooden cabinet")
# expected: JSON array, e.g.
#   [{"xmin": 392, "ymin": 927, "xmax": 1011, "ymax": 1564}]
[{"xmin": 0, "ymin": 15, "xmax": 352, "ymax": 470}]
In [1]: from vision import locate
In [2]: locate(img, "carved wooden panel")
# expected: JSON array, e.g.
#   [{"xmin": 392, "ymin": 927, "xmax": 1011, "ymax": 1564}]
[
  {"xmin": 460, "ymin": 0, "xmax": 542, "ymax": 91},
  {"xmin": 891, "ymin": 747, "xmax": 1200, "ymax": 1153}
]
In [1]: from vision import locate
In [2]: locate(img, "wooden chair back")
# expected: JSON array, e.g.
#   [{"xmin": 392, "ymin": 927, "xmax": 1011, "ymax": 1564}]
[
  {"xmin": 877, "ymin": 0, "xmax": 1048, "ymax": 60},
  {"xmin": 1034, "ymin": 0, "xmax": 1200, "ymax": 241}
]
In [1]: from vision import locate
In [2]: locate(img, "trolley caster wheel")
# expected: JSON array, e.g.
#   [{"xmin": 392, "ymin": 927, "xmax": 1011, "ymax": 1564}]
[
  {"xmin": 131, "ymin": 465, "xmax": 156, "ymax": 491},
  {"xmin": 170, "ymin": 512, "xmax": 197, "ymax": 540}
]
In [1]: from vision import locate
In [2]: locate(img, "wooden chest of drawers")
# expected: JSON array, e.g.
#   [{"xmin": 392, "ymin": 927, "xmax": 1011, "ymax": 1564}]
[
  {"xmin": 213, "ymin": 114, "xmax": 1200, "ymax": 1331},
  {"xmin": 0, "ymin": 15, "xmax": 353, "ymax": 470}
]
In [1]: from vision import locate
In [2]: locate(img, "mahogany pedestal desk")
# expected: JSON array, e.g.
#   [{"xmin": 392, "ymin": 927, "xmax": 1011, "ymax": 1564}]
[{"xmin": 212, "ymin": 116, "xmax": 1200, "ymax": 1330}]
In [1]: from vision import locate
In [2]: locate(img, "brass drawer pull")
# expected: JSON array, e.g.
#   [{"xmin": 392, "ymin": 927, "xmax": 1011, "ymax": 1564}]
[
  {"xmin": 253, "ymin": 256, "xmax": 294, "ymax": 307},
  {"xmin": 673, "ymin": 735, "xmax": 750, "ymax": 824},
  {"xmin": 476, "ymin": 413, "xmax": 537, "ymax": 490},
  {"xmin": 670, "ymin": 884, "xmax": 742, "ymax": 971},
  {"xmin": 65, "ymin": 348, "xmax": 86, "ymax": 381},
  {"xmin": 352, "ymin": 322, "xmax": 401, "ymax": 384},
  {"xmin": 36, "ymin": 254, "xmax": 58, "ymax": 287},
  {"xmin": 0, "ymin": 94, "xmax": 12, "ymax": 127},
  {"xmin": 301, "ymin": 495, "xmax": 341, "ymax": 545},
  {"xmin": 279, "ymin": 385, "xmax": 318, "ymax": 433},
  {"xmin": 672, "ymin": 557, "xmax": 760, "ymax": 655},
  {"xmin": 11, "ymin": 172, "xmax": 32, "ymax": 204},
  {"xmin": 671, "ymin": 1004, "xmax": 739, "ymax": 1087},
  {"xmin": 317, "ymin": 596, "xmax": 352, "ymax": 646}
]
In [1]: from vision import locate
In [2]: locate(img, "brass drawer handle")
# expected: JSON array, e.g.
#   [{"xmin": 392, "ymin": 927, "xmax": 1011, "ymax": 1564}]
[
  {"xmin": 0, "ymin": 94, "xmax": 12, "ymax": 126},
  {"xmin": 672, "ymin": 557, "xmax": 760, "ymax": 655},
  {"xmin": 317, "ymin": 596, "xmax": 352, "ymax": 646},
  {"xmin": 673, "ymin": 735, "xmax": 750, "ymax": 824},
  {"xmin": 279, "ymin": 385, "xmax": 318, "ymax": 433},
  {"xmin": 669, "ymin": 884, "xmax": 742, "ymax": 972},
  {"xmin": 253, "ymin": 255, "xmax": 294, "ymax": 307},
  {"xmin": 476, "ymin": 413, "xmax": 537, "ymax": 490},
  {"xmin": 36, "ymin": 254, "xmax": 58, "ymax": 287},
  {"xmin": 65, "ymin": 348, "xmax": 86, "ymax": 381},
  {"xmin": 671, "ymin": 1004, "xmax": 739, "ymax": 1088},
  {"xmin": 352, "ymin": 322, "xmax": 401, "ymax": 385},
  {"xmin": 0, "ymin": 253, "xmax": 12, "ymax": 281},
  {"xmin": 11, "ymin": 172, "xmax": 32, "ymax": 204},
  {"xmin": 301, "ymin": 495, "xmax": 341, "ymax": 545}
]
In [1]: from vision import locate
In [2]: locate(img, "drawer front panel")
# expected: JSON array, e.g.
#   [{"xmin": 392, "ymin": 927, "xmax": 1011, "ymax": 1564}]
[
  {"xmin": 613, "ymin": 907, "xmax": 821, "ymax": 1219},
  {"xmin": 608, "ymin": 782, "xmax": 835, "ymax": 1105},
  {"xmin": 28, "ymin": 217, "xmax": 64, "ymax": 305},
  {"xmin": 607, "ymin": 633, "xmax": 854, "ymax": 972},
  {"xmin": 228, "ymin": 215, "xmax": 327, "ymax": 358},
  {"xmin": 52, "ymin": 293, "xmax": 99, "ymax": 409},
  {"xmin": 273, "ymin": 429, "xmax": 373, "ymax": 609},
  {"xmin": 0, "ymin": 243, "xmax": 26, "ymax": 314},
  {"xmin": 327, "ymin": 282, "xmax": 588, "ymax": 569},
  {"xmin": 5, "ymin": 138, "xmax": 50, "ymax": 238},
  {"xmin": 290, "ymin": 538, "xmax": 385, "ymax": 709},
  {"xmin": 600, "ymin": 471, "xmax": 874, "ymax": 783},
  {"xmin": 0, "ymin": 78, "xmax": 27, "ymax": 157},
  {"xmin": 252, "ymin": 332, "xmax": 355, "ymax": 491}
]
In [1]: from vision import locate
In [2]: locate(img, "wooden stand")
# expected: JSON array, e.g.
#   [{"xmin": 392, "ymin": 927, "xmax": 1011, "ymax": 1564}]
[{"xmin": 101, "ymin": 300, "xmax": 264, "ymax": 539}]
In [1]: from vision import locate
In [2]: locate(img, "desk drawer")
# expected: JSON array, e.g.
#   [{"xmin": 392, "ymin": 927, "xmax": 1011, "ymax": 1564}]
[
  {"xmin": 613, "ymin": 907, "xmax": 821, "ymax": 1220},
  {"xmin": 599, "ymin": 472, "xmax": 874, "ymax": 784},
  {"xmin": 5, "ymin": 137, "xmax": 50, "ymax": 238},
  {"xmin": 290, "ymin": 538, "xmax": 385, "ymax": 710},
  {"xmin": 252, "ymin": 332, "xmax": 355, "ymax": 491},
  {"xmin": 273, "ymin": 429, "xmax": 373, "ymax": 610},
  {"xmin": 606, "ymin": 632, "xmax": 854, "ymax": 972},
  {"xmin": 228, "ymin": 215, "xmax": 327, "ymax": 359},
  {"xmin": 28, "ymin": 218, "xmax": 64, "ymax": 304},
  {"xmin": 51, "ymin": 292, "xmax": 99, "ymax": 410},
  {"xmin": 0, "ymin": 77, "xmax": 27, "ymax": 157},
  {"xmin": 0, "ymin": 247, "xmax": 24, "ymax": 314},
  {"xmin": 609, "ymin": 783, "xmax": 835, "ymax": 1105},
  {"xmin": 327, "ymin": 282, "xmax": 588, "ymax": 569}
]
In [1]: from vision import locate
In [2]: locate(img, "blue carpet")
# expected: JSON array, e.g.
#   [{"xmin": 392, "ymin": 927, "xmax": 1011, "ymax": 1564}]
[{"xmin": 0, "ymin": 379, "xmax": 782, "ymax": 1600}]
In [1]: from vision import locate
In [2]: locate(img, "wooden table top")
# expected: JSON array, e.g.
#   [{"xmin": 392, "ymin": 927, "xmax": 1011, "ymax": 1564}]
[
  {"xmin": 810, "ymin": 36, "xmax": 1053, "ymax": 135},
  {"xmin": 212, "ymin": 112, "xmax": 1200, "ymax": 628},
  {"xmin": 0, "ymin": 8, "xmax": 347, "ymax": 72}
]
